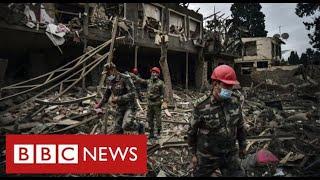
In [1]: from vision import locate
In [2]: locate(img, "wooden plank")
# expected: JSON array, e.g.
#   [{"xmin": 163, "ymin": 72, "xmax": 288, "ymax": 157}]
[
  {"xmin": 30, "ymin": 52, "xmax": 110, "ymax": 118},
  {"xmin": 1, "ymin": 122, "xmax": 42, "ymax": 132},
  {"xmin": 55, "ymin": 119, "xmax": 80, "ymax": 126},
  {"xmin": 0, "ymin": 41, "xmax": 108, "ymax": 102},
  {"xmin": 1, "ymin": 84, "xmax": 39, "ymax": 90},
  {"xmin": 107, "ymin": 16, "xmax": 119, "ymax": 64},
  {"xmin": 34, "ymin": 94, "xmax": 96, "ymax": 105},
  {"xmin": 98, "ymin": 16, "xmax": 119, "ymax": 97},
  {"xmin": 246, "ymin": 135, "xmax": 296, "ymax": 141},
  {"xmin": 49, "ymin": 115, "xmax": 98, "ymax": 134}
]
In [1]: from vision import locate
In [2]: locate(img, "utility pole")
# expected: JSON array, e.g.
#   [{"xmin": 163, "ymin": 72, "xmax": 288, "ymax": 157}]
[{"xmin": 279, "ymin": 25, "xmax": 282, "ymax": 35}]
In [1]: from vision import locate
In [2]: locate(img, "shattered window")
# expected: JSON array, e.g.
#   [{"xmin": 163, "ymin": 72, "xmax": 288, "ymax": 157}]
[
  {"xmin": 141, "ymin": 3, "xmax": 162, "ymax": 30},
  {"xmin": 242, "ymin": 68, "xmax": 252, "ymax": 75},
  {"xmin": 55, "ymin": 4, "xmax": 84, "ymax": 24},
  {"xmin": 257, "ymin": 61, "xmax": 268, "ymax": 68},
  {"xmin": 103, "ymin": 3, "xmax": 124, "ymax": 18},
  {"xmin": 244, "ymin": 41, "xmax": 257, "ymax": 56},
  {"xmin": 189, "ymin": 18, "xmax": 201, "ymax": 39},
  {"xmin": 143, "ymin": 4, "xmax": 161, "ymax": 22},
  {"xmin": 169, "ymin": 11, "xmax": 185, "ymax": 35}
]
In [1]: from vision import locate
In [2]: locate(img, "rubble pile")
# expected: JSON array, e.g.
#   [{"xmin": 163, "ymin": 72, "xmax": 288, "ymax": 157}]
[
  {"xmin": 250, "ymin": 65, "xmax": 320, "ymax": 92},
  {"xmin": 0, "ymin": 89, "xmax": 98, "ymax": 135},
  {"xmin": 240, "ymin": 84, "xmax": 320, "ymax": 176},
  {"xmin": 144, "ymin": 89, "xmax": 204, "ymax": 177},
  {"xmin": 0, "ymin": 74, "xmax": 319, "ymax": 177}
]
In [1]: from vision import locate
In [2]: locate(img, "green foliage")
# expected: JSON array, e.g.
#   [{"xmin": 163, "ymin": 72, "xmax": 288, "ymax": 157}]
[
  {"xmin": 295, "ymin": 3, "xmax": 320, "ymax": 51},
  {"xmin": 300, "ymin": 48, "xmax": 320, "ymax": 65},
  {"xmin": 288, "ymin": 51, "xmax": 300, "ymax": 65},
  {"xmin": 229, "ymin": 3, "xmax": 268, "ymax": 38}
]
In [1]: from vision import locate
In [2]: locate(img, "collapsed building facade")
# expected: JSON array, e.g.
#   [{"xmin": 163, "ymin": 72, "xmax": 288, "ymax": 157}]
[
  {"xmin": 235, "ymin": 37, "xmax": 285, "ymax": 75},
  {"xmin": 0, "ymin": 3, "xmax": 319, "ymax": 177},
  {"xmin": 0, "ymin": 3, "xmax": 208, "ymax": 90}
]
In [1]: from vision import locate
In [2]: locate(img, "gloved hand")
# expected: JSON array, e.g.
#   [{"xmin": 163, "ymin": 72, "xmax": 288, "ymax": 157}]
[{"xmin": 95, "ymin": 102, "xmax": 102, "ymax": 109}]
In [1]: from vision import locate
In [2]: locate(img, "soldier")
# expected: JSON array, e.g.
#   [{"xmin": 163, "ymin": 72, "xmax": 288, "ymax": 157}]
[
  {"xmin": 131, "ymin": 67, "xmax": 143, "ymax": 101},
  {"xmin": 95, "ymin": 62, "xmax": 139, "ymax": 134},
  {"xmin": 187, "ymin": 65, "xmax": 247, "ymax": 177},
  {"xmin": 130, "ymin": 67, "xmax": 165, "ymax": 139}
]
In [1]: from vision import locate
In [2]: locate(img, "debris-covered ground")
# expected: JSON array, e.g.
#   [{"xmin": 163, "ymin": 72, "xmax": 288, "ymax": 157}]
[
  {"xmin": 1, "ymin": 74, "xmax": 320, "ymax": 177},
  {"xmin": 0, "ymin": 59, "xmax": 319, "ymax": 177},
  {"xmin": 0, "ymin": 2, "xmax": 319, "ymax": 177}
]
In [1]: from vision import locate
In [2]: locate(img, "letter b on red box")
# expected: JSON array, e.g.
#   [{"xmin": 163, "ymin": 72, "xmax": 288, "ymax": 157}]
[{"xmin": 6, "ymin": 135, "xmax": 147, "ymax": 174}]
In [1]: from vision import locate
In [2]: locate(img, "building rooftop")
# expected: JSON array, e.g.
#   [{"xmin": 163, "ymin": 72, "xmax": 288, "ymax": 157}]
[{"xmin": 241, "ymin": 37, "xmax": 286, "ymax": 45}]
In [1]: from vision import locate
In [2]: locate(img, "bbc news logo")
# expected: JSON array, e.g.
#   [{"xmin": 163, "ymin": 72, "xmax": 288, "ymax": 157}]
[
  {"xmin": 6, "ymin": 135, "xmax": 147, "ymax": 174},
  {"xmin": 14, "ymin": 144, "xmax": 79, "ymax": 164}
]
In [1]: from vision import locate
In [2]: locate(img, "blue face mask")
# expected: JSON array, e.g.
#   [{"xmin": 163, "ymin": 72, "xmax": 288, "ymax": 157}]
[
  {"xmin": 107, "ymin": 75, "xmax": 115, "ymax": 81},
  {"xmin": 219, "ymin": 88, "xmax": 233, "ymax": 100}
]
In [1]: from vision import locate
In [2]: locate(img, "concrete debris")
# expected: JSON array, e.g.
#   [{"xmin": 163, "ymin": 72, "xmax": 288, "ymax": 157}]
[
  {"xmin": 274, "ymin": 168, "xmax": 285, "ymax": 176},
  {"xmin": 157, "ymin": 170, "xmax": 167, "ymax": 177},
  {"xmin": 52, "ymin": 114, "xmax": 65, "ymax": 122},
  {"xmin": 0, "ymin": 68, "xmax": 319, "ymax": 177},
  {"xmin": 0, "ymin": 3, "xmax": 319, "ymax": 177}
]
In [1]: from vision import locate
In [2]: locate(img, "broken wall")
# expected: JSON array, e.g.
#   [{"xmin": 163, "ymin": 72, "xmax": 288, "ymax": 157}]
[
  {"xmin": 235, "ymin": 38, "xmax": 274, "ymax": 63},
  {"xmin": 250, "ymin": 65, "xmax": 320, "ymax": 92},
  {"xmin": 125, "ymin": 3, "xmax": 202, "ymax": 54},
  {"xmin": 0, "ymin": 28, "xmax": 84, "ymax": 85},
  {"xmin": 189, "ymin": 18, "xmax": 201, "ymax": 39},
  {"xmin": 195, "ymin": 49, "xmax": 208, "ymax": 91},
  {"xmin": 111, "ymin": 45, "xmax": 196, "ymax": 88}
]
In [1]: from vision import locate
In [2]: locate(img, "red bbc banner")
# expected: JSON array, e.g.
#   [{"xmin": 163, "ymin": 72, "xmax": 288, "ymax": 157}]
[{"xmin": 5, "ymin": 134, "xmax": 147, "ymax": 174}]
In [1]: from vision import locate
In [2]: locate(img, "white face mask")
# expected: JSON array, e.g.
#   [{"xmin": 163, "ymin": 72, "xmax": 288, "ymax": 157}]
[{"xmin": 107, "ymin": 75, "xmax": 115, "ymax": 81}]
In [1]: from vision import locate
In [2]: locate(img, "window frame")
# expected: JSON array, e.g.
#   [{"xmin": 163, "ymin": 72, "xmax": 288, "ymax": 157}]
[
  {"xmin": 188, "ymin": 16, "xmax": 202, "ymax": 40},
  {"xmin": 168, "ymin": 8, "xmax": 187, "ymax": 37}
]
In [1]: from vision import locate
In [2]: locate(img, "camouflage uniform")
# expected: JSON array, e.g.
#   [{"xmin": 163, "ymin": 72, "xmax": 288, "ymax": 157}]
[
  {"xmin": 131, "ymin": 73, "xmax": 143, "ymax": 101},
  {"xmin": 188, "ymin": 92, "xmax": 247, "ymax": 177},
  {"xmin": 99, "ymin": 73, "xmax": 137, "ymax": 134},
  {"xmin": 130, "ymin": 74, "xmax": 165, "ymax": 137}
]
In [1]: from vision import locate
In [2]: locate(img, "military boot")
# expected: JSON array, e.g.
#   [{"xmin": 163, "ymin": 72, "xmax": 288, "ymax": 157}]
[{"xmin": 157, "ymin": 129, "xmax": 161, "ymax": 137}]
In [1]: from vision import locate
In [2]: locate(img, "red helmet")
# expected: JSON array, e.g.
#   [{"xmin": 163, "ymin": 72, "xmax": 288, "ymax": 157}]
[
  {"xmin": 151, "ymin": 67, "xmax": 161, "ymax": 74},
  {"xmin": 211, "ymin": 65, "xmax": 239, "ymax": 85},
  {"xmin": 131, "ymin": 68, "xmax": 138, "ymax": 75}
]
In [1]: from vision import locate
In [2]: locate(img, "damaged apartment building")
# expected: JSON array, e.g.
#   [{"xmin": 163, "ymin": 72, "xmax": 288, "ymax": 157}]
[
  {"xmin": 235, "ymin": 37, "xmax": 285, "ymax": 75},
  {"xmin": 0, "ymin": 3, "xmax": 207, "ymax": 90}
]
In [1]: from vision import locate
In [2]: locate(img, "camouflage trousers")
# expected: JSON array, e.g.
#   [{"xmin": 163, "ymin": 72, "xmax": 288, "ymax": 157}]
[
  {"xmin": 193, "ymin": 151, "xmax": 246, "ymax": 177},
  {"xmin": 112, "ymin": 105, "xmax": 145, "ymax": 134},
  {"xmin": 147, "ymin": 103, "xmax": 162, "ymax": 136},
  {"xmin": 113, "ymin": 106, "xmax": 134, "ymax": 134}
]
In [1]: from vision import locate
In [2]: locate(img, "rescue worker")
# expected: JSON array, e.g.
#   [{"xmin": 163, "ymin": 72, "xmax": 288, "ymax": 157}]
[
  {"xmin": 187, "ymin": 65, "xmax": 247, "ymax": 177},
  {"xmin": 95, "ymin": 62, "xmax": 140, "ymax": 134},
  {"xmin": 131, "ymin": 67, "xmax": 143, "ymax": 101},
  {"xmin": 130, "ymin": 67, "xmax": 165, "ymax": 139}
]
